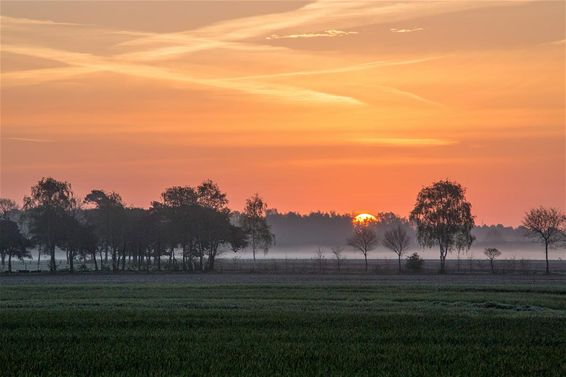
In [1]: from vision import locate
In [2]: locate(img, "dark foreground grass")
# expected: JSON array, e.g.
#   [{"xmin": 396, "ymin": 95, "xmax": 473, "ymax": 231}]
[{"xmin": 1, "ymin": 282, "xmax": 565, "ymax": 376}]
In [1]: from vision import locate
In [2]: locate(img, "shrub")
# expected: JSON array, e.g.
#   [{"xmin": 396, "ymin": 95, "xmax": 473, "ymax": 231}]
[
  {"xmin": 405, "ymin": 252, "xmax": 424, "ymax": 272},
  {"xmin": 78, "ymin": 264, "xmax": 90, "ymax": 272}
]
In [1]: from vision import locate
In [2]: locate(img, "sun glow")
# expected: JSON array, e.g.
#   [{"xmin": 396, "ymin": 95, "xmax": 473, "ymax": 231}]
[{"xmin": 353, "ymin": 213, "xmax": 377, "ymax": 226}]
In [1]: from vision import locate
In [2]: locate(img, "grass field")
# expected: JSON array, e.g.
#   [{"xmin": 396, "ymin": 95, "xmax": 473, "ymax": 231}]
[{"xmin": 1, "ymin": 276, "xmax": 565, "ymax": 376}]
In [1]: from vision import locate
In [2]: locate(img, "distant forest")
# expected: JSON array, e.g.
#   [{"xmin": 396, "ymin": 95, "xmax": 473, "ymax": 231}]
[{"xmin": 264, "ymin": 210, "xmax": 529, "ymax": 248}]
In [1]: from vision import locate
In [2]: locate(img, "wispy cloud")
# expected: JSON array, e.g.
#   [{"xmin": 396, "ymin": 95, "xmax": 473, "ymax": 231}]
[
  {"xmin": 352, "ymin": 138, "xmax": 456, "ymax": 146},
  {"xmin": 1, "ymin": 0, "xmax": 499, "ymax": 106},
  {"xmin": 216, "ymin": 56, "xmax": 445, "ymax": 82},
  {"xmin": 266, "ymin": 29, "xmax": 358, "ymax": 40},
  {"xmin": 0, "ymin": 45, "xmax": 363, "ymax": 105},
  {"xmin": 390, "ymin": 27, "xmax": 424, "ymax": 33},
  {"xmin": 4, "ymin": 137, "xmax": 55, "ymax": 143},
  {"xmin": 0, "ymin": 15, "xmax": 81, "ymax": 28}
]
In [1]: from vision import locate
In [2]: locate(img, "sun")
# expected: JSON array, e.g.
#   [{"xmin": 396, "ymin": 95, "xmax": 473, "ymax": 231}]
[{"xmin": 353, "ymin": 213, "xmax": 377, "ymax": 226}]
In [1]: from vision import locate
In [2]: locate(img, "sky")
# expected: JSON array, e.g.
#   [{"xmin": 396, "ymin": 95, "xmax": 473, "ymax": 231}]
[{"xmin": 1, "ymin": 0, "xmax": 564, "ymax": 226}]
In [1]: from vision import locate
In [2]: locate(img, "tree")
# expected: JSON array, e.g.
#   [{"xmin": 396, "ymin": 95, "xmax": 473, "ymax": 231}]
[
  {"xmin": 0, "ymin": 198, "xmax": 18, "ymax": 219},
  {"xmin": 347, "ymin": 224, "xmax": 378, "ymax": 272},
  {"xmin": 383, "ymin": 225, "xmax": 411, "ymax": 273},
  {"xmin": 410, "ymin": 180, "xmax": 475, "ymax": 273},
  {"xmin": 23, "ymin": 177, "xmax": 76, "ymax": 272},
  {"xmin": 159, "ymin": 186, "xmax": 199, "ymax": 271},
  {"xmin": 484, "ymin": 248, "xmax": 501, "ymax": 274},
  {"xmin": 0, "ymin": 220, "xmax": 32, "ymax": 272},
  {"xmin": 522, "ymin": 207, "xmax": 566, "ymax": 274},
  {"xmin": 84, "ymin": 190, "xmax": 125, "ymax": 271},
  {"xmin": 240, "ymin": 194, "xmax": 275, "ymax": 270},
  {"xmin": 331, "ymin": 245, "xmax": 345, "ymax": 272},
  {"xmin": 193, "ymin": 180, "xmax": 247, "ymax": 271},
  {"xmin": 314, "ymin": 247, "xmax": 325, "ymax": 273}
]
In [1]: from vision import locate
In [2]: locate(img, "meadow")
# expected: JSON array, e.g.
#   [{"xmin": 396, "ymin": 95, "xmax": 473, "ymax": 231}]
[{"xmin": 1, "ymin": 275, "xmax": 565, "ymax": 377}]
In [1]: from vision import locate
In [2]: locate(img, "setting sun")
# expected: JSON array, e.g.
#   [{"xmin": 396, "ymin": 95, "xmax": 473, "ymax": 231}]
[{"xmin": 353, "ymin": 213, "xmax": 377, "ymax": 226}]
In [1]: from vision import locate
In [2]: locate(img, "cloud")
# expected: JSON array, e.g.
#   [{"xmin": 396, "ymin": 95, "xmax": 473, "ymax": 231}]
[
  {"xmin": 4, "ymin": 137, "xmax": 55, "ymax": 143},
  {"xmin": 390, "ymin": 27, "xmax": 424, "ymax": 33},
  {"xmin": 0, "ymin": 45, "xmax": 364, "ymax": 106},
  {"xmin": 0, "ymin": 15, "xmax": 81, "ymax": 28},
  {"xmin": 266, "ymin": 29, "xmax": 358, "ymax": 40},
  {"xmin": 352, "ymin": 138, "xmax": 456, "ymax": 146}
]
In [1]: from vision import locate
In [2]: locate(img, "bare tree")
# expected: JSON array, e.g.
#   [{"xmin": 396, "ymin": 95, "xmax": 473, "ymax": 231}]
[
  {"xmin": 484, "ymin": 248, "xmax": 501, "ymax": 274},
  {"xmin": 347, "ymin": 225, "xmax": 378, "ymax": 272},
  {"xmin": 331, "ymin": 245, "xmax": 345, "ymax": 272},
  {"xmin": 522, "ymin": 207, "xmax": 566, "ymax": 273},
  {"xmin": 383, "ymin": 225, "xmax": 411, "ymax": 273},
  {"xmin": 314, "ymin": 247, "xmax": 325, "ymax": 273}
]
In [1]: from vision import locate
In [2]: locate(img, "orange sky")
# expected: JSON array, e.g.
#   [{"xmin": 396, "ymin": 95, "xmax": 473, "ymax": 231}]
[{"xmin": 1, "ymin": 1, "xmax": 564, "ymax": 225}]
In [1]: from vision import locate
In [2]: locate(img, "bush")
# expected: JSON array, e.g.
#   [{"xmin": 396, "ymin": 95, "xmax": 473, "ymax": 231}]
[
  {"xmin": 78, "ymin": 264, "xmax": 90, "ymax": 272},
  {"xmin": 405, "ymin": 252, "xmax": 424, "ymax": 272}
]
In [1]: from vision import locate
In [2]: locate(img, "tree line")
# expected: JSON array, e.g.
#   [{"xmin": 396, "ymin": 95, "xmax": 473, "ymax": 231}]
[
  {"xmin": 1, "ymin": 178, "xmax": 564, "ymax": 274},
  {"xmin": 0, "ymin": 178, "xmax": 274, "ymax": 272}
]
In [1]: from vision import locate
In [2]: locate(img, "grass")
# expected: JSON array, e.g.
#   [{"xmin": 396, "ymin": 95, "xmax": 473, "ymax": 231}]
[{"xmin": 1, "ymin": 282, "xmax": 565, "ymax": 376}]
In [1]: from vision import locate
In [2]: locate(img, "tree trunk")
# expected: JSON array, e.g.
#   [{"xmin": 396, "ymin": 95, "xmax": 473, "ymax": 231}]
[
  {"xmin": 398, "ymin": 254, "xmax": 402, "ymax": 274},
  {"xmin": 37, "ymin": 249, "xmax": 41, "ymax": 270},
  {"xmin": 92, "ymin": 252, "xmax": 98, "ymax": 271},
  {"xmin": 121, "ymin": 247, "xmax": 126, "ymax": 271},
  {"xmin": 112, "ymin": 247, "xmax": 117, "ymax": 272},
  {"xmin": 490, "ymin": 259, "xmax": 494, "ymax": 274},
  {"xmin": 252, "ymin": 246, "xmax": 256, "ymax": 272},
  {"xmin": 50, "ymin": 245, "xmax": 56, "ymax": 272},
  {"xmin": 8, "ymin": 253, "xmax": 12, "ymax": 273},
  {"xmin": 545, "ymin": 242, "xmax": 550, "ymax": 274},
  {"xmin": 364, "ymin": 253, "xmax": 368, "ymax": 272},
  {"xmin": 439, "ymin": 252, "xmax": 446, "ymax": 274},
  {"xmin": 69, "ymin": 251, "xmax": 74, "ymax": 273}
]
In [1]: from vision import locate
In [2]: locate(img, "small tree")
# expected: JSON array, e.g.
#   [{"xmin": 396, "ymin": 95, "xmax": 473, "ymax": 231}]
[
  {"xmin": 405, "ymin": 252, "xmax": 424, "ymax": 273},
  {"xmin": 0, "ymin": 220, "xmax": 31, "ymax": 272},
  {"xmin": 347, "ymin": 225, "xmax": 378, "ymax": 272},
  {"xmin": 331, "ymin": 245, "xmax": 345, "ymax": 272},
  {"xmin": 410, "ymin": 180, "xmax": 475, "ymax": 273},
  {"xmin": 383, "ymin": 225, "xmax": 411, "ymax": 273},
  {"xmin": 240, "ymin": 194, "xmax": 275, "ymax": 271},
  {"xmin": 484, "ymin": 248, "xmax": 501, "ymax": 274},
  {"xmin": 522, "ymin": 207, "xmax": 566, "ymax": 274},
  {"xmin": 314, "ymin": 247, "xmax": 325, "ymax": 273}
]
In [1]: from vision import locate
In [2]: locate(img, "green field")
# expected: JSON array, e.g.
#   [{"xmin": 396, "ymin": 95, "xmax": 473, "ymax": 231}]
[{"xmin": 1, "ymin": 280, "xmax": 565, "ymax": 376}]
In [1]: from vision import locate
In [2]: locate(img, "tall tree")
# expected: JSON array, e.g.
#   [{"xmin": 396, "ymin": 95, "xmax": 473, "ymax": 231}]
[
  {"xmin": 159, "ymin": 186, "xmax": 199, "ymax": 271},
  {"xmin": 383, "ymin": 225, "xmax": 412, "ymax": 273},
  {"xmin": 240, "ymin": 194, "xmax": 275, "ymax": 270},
  {"xmin": 192, "ymin": 180, "xmax": 247, "ymax": 271},
  {"xmin": 410, "ymin": 180, "xmax": 475, "ymax": 273},
  {"xmin": 522, "ymin": 207, "xmax": 566, "ymax": 273},
  {"xmin": 84, "ymin": 190, "xmax": 125, "ymax": 271},
  {"xmin": 0, "ymin": 220, "xmax": 31, "ymax": 272},
  {"xmin": 347, "ymin": 224, "xmax": 378, "ymax": 272},
  {"xmin": 23, "ymin": 177, "xmax": 76, "ymax": 272}
]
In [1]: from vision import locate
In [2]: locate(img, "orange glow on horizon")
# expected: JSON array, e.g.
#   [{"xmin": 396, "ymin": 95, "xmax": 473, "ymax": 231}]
[{"xmin": 353, "ymin": 213, "xmax": 378, "ymax": 226}]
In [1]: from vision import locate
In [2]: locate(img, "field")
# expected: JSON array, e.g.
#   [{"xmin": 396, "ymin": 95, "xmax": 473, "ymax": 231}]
[{"xmin": 1, "ymin": 274, "xmax": 565, "ymax": 376}]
